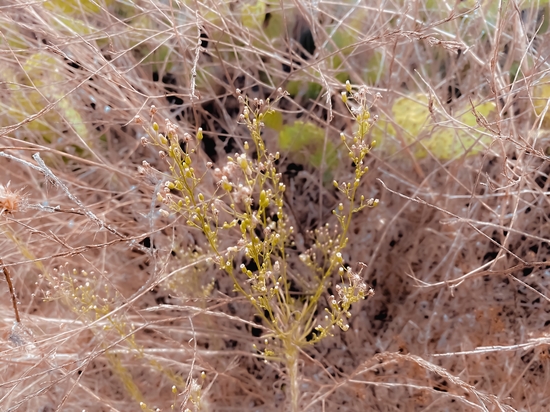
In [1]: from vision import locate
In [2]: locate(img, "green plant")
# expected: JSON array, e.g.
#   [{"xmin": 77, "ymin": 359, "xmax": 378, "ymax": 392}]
[
  {"xmin": 137, "ymin": 83, "xmax": 378, "ymax": 411},
  {"xmin": 372, "ymin": 94, "xmax": 496, "ymax": 160},
  {"xmin": 277, "ymin": 120, "xmax": 338, "ymax": 184}
]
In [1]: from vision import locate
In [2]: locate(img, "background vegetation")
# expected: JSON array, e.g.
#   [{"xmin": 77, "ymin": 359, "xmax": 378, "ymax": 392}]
[{"xmin": 2, "ymin": 0, "xmax": 550, "ymax": 410}]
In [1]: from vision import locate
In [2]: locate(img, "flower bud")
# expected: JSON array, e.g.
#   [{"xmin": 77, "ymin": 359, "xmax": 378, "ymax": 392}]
[
  {"xmin": 341, "ymin": 91, "xmax": 348, "ymax": 103},
  {"xmin": 259, "ymin": 190, "xmax": 269, "ymax": 208},
  {"xmin": 345, "ymin": 80, "xmax": 352, "ymax": 93}
]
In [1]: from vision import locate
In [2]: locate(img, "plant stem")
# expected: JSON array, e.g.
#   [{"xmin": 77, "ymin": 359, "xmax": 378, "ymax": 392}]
[
  {"xmin": 285, "ymin": 342, "xmax": 300, "ymax": 412},
  {"xmin": 1, "ymin": 258, "xmax": 21, "ymax": 323}
]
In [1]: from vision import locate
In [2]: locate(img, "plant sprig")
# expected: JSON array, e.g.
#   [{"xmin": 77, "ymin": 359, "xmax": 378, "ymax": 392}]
[{"xmin": 138, "ymin": 83, "xmax": 379, "ymax": 410}]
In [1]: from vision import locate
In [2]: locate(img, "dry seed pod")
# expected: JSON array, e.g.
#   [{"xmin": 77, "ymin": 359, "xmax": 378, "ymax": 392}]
[{"xmin": 0, "ymin": 182, "xmax": 25, "ymax": 214}]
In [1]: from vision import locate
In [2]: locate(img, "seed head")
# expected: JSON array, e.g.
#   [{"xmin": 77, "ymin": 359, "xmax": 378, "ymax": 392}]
[{"xmin": 0, "ymin": 182, "xmax": 25, "ymax": 215}]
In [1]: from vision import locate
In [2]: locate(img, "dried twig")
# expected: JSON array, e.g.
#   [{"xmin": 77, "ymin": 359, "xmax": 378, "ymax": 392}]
[{"xmin": 0, "ymin": 258, "xmax": 21, "ymax": 323}]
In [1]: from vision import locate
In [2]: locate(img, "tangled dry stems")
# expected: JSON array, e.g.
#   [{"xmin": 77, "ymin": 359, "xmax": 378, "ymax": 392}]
[{"xmin": 1, "ymin": 0, "xmax": 550, "ymax": 411}]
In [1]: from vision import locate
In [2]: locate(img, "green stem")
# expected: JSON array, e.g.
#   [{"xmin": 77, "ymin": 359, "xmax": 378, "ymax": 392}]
[{"xmin": 285, "ymin": 342, "xmax": 300, "ymax": 412}]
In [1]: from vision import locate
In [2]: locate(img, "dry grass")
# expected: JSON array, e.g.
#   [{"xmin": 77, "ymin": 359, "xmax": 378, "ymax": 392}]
[{"xmin": 2, "ymin": 0, "xmax": 550, "ymax": 410}]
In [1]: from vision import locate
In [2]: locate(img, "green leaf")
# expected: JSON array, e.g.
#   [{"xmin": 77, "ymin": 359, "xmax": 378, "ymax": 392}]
[
  {"xmin": 279, "ymin": 121, "xmax": 338, "ymax": 171},
  {"xmin": 0, "ymin": 22, "xmax": 28, "ymax": 50},
  {"xmin": 241, "ymin": 0, "xmax": 266, "ymax": 29},
  {"xmin": 5, "ymin": 53, "xmax": 89, "ymax": 145},
  {"xmin": 532, "ymin": 76, "xmax": 550, "ymax": 128},
  {"xmin": 285, "ymin": 80, "xmax": 322, "ymax": 99},
  {"xmin": 363, "ymin": 51, "xmax": 383, "ymax": 85},
  {"xmin": 263, "ymin": 11, "xmax": 291, "ymax": 39},
  {"xmin": 372, "ymin": 94, "xmax": 495, "ymax": 160},
  {"xmin": 263, "ymin": 111, "xmax": 283, "ymax": 131},
  {"xmin": 44, "ymin": 0, "xmax": 113, "ymax": 14}
]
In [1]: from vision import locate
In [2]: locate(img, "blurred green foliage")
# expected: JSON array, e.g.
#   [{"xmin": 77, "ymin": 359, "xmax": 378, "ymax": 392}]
[
  {"xmin": 278, "ymin": 121, "xmax": 338, "ymax": 183},
  {"xmin": 372, "ymin": 95, "xmax": 496, "ymax": 160}
]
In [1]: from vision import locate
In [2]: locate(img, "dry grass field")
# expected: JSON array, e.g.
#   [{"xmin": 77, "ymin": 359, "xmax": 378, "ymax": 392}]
[{"xmin": 2, "ymin": 0, "xmax": 550, "ymax": 410}]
